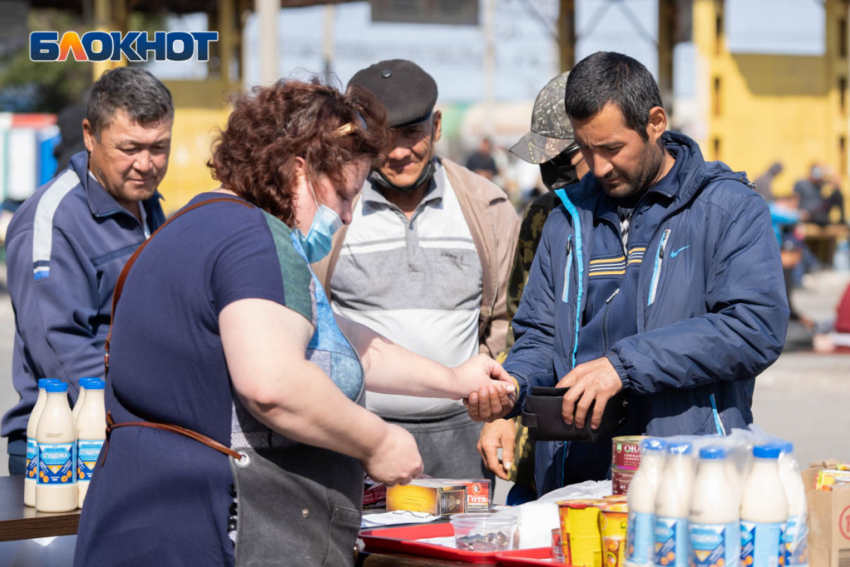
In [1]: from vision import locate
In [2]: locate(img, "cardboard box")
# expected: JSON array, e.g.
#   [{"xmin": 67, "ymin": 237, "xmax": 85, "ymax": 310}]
[
  {"xmin": 386, "ymin": 480, "xmax": 466, "ymax": 516},
  {"xmin": 804, "ymin": 465, "xmax": 850, "ymax": 567},
  {"xmin": 444, "ymin": 479, "xmax": 491, "ymax": 512}
]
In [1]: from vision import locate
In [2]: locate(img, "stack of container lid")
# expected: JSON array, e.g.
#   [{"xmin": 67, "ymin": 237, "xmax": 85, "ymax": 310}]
[{"xmin": 611, "ymin": 436, "xmax": 645, "ymax": 495}]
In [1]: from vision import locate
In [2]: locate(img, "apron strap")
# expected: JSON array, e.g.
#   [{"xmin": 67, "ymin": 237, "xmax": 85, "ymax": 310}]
[
  {"xmin": 101, "ymin": 196, "xmax": 255, "ymax": 466},
  {"xmin": 102, "ymin": 411, "xmax": 242, "ymax": 465}
]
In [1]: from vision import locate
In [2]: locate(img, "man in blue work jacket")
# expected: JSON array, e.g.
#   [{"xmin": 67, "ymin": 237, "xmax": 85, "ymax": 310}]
[
  {"xmin": 469, "ymin": 52, "xmax": 788, "ymax": 496},
  {"xmin": 2, "ymin": 68, "xmax": 170, "ymax": 474}
]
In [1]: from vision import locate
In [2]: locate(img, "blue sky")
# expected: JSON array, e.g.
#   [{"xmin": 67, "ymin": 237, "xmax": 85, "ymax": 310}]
[{"xmin": 148, "ymin": 0, "xmax": 826, "ymax": 103}]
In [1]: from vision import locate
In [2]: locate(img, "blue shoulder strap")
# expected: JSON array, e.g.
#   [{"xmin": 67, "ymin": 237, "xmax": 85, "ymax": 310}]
[{"xmin": 553, "ymin": 188, "xmax": 584, "ymax": 369}]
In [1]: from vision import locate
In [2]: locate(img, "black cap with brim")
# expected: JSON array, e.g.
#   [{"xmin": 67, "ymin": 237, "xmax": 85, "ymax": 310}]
[{"xmin": 348, "ymin": 60, "xmax": 438, "ymax": 128}]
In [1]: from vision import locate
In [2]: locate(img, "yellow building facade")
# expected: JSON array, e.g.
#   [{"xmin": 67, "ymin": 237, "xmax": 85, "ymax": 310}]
[{"xmin": 692, "ymin": 0, "xmax": 850, "ymax": 203}]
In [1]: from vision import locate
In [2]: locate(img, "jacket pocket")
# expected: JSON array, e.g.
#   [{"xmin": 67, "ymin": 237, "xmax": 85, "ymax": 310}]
[
  {"xmin": 562, "ymin": 236, "xmax": 573, "ymax": 303},
  {"xmin": 647, "ymin": 229, "xmax": 671, "ymax": 306}
]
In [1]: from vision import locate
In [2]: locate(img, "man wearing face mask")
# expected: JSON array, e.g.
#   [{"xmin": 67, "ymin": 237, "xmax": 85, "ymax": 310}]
[
  {"xmin": 477, "ymin": 72, "xmax": 590, "ymax": 499},
  {"xmin": 313, "ymin": 60, "xmax": 519, "ymax": 479},
  {"xmin": 469, "ymin": 52, "xmax": 789, "ymax": 497}
]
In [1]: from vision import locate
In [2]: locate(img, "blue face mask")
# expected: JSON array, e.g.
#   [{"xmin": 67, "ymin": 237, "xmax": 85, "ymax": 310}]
[{"xmin": 293, "ymin": 180, "xmax": 343, "ymax": 263}]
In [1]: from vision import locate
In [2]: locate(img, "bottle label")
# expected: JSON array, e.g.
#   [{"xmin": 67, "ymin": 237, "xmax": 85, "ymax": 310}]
[
  {"xmin": 38, "ymin": 442, "xmax": 76, "ymax": 485},
  {"xmin": 627, "ymin": 511, "xmax": 654, "ymax": 565},
  {"xmin": 784, "ymin": 515, "xmax": 808, "ymax": 567},
  {"xmin": 741, "ymin": 521, "xmax": 785, "ymax": 567},
  {"xmin": 26, "ymin": 438, "xmax": 38, "ymax": 479},
  {"xmin": 654, "ymin": 516, "xmax": 688, "ymax": 567},
  {"xmin": 77, "ymin": 439, "xmax": 104, "ymax": 482},
  {"xmin": 689, "ymin": 522, "xmax": 740, "ymax": 567}
]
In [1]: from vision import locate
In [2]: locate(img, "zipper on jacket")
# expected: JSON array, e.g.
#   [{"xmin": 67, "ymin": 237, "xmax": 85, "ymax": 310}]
[
  {"xmin": 710, "ymin": 394, "xmax": 727, "ymax": 436},
  {"xmin": 647, "ymin": 228, "xmax": 672, "ymax": 306},
  {"xmin": 562, "ymin": 237, "xmax": 573, "ymax": 303},
  {"xmin": 602, "ymin": 288, "xmax": 620, "ymax": 352}
]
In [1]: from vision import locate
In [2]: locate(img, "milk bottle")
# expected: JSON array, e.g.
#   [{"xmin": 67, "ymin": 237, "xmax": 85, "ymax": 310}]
[
  {"xmin": 688, "ymin": 446, "xmax": 740, "ymax": 567},
  {"xmin": 741, "ymin": 445, "xmax": 788, "ymax": 567},
  {"xmin": 76, "ymin": 379, "xmax": 105, "ymax": 508},
  {"xmin": 654, "ymin": 441, "xmax": 695, "ymax": 567},
  {"xmin": 626, "ymin": 438, "xmax": 667, "ymax": 567},
  {"xmin": 24, "ymin": 378, "xmax": 61, "ymax": 507},
  {"xmin": 777, "ymin": 442, "xmax": 808, "ymax": 567},
  {"xmin": 72, "ymin": 377, "xmax": 98, "ymax": 422},
  {"xmin": 36, "ymin": 381, "xmax": 77, "ymax": 512}
]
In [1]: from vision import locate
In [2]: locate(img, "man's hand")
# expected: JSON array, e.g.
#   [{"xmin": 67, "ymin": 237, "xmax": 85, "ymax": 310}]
[
  {"xmin": 455, "ymin": 354, "xmax": 517, "ymax": 423},
  {"xmin": 477, "ymin": 419, "xmax": 516, "ymax": 480},
  {"xmin": 557, "ymin": 357, "xmax": 623, "ymax": 429}
]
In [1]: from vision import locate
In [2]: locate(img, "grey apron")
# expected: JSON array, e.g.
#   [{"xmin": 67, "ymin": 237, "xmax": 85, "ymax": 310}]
[{"xmin": 229, "ymin": 443, "xmax": 363, "ymax": 567}]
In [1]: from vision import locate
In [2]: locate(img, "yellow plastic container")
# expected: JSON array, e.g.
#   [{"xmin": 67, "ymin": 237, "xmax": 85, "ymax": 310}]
[
  {"xmin": 558, "ymin": 501, "xmax": 603, "ymax": 567},
  {"xmin": 599, "ymin": 503, "xmax": 629, "ymax": 567}
]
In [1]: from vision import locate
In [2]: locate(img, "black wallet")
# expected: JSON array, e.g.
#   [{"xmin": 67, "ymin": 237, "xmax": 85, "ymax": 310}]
[{"xmin": 521, "ymin": 386, "xmax": 628, "ymax": 442}]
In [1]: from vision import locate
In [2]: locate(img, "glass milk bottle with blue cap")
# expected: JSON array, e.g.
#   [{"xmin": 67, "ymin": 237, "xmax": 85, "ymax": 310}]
[
  {"xmin": 35, "ymin": 381, "xmax": 77, "ymax": 512},
  {"xmin": 24, "ymin": 378, "xmax": 61, "ymax": 507},
  {"xmin": 76, "ymin": 378, "xmax": 106, "ymax": 508},
  {"xmin": 654, "ymin": 440, "xmax": 695, "ymax": 567},
  {"xmin": 626, "ymin": 438, "xmax": 667, "ymax": 567},
  {"xmin": 688, "ymin": 446, "xmax": 740, "ymax": 567},
  {"xmin": 740, "ymin": 444, "xmax": 788, "ymax": 567}
]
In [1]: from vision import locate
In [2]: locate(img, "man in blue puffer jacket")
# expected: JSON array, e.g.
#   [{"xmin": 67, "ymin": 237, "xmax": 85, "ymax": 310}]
[{"xmin": 471, "ymin": 52, "xmax": 789, "ymax": 496}]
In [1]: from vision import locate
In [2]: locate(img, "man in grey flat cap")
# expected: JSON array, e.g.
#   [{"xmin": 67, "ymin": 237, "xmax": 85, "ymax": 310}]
[{"xmin": 313, "ymin": 59, "xmax": 519, "ymax": 478}]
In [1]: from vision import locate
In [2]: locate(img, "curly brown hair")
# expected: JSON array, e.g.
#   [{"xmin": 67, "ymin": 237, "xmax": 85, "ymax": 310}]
[{"xmin": 208, "ymin": 79, "xmax": 389, "ymax": 225}]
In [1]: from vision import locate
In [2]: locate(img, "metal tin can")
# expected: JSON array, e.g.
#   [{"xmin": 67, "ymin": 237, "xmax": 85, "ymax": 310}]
[
  {"xmin": 611, "ymin": 466, "xmax": 635, "ymax": 496},
  {"xmin": 612, "ymin": 436, "xmax": 645, "ymax": 470},
  {"xmin": 552, "ymin": 528, "xmax": 565, "ymax": 563}
]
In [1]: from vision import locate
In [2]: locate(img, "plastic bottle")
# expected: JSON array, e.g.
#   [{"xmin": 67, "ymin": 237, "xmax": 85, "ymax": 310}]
[
  {"xmin": 688, "ymin": 446, "xmax": 741, "ymax": 567},
  {"xmin": 741, "ymin": 445, "xmax": 789, "ymax": 567},
  {"xmin": 24, "ymin": 378, "xmax": 61, "ymax": 507},
  {"xmin": 626, "ymin": 438, "xmax": 667, "ymax": 567},
  {"xmin": 36, "ymin": 381, "xmax": 77, "ymax": 512},
  {"xmin": 72, "ymin": 377, "xmax": 98, "ymax": 422},
  {"xmin": 654, "ymin": 441, "xmax": 695, "ymax": 567},
  {"xmin": 76, "ymin": 379, "xmax": 106, "ymax": 508},
  {"xmin": 777, "ymin": 442, "xmax": 808, "ymax": 567},
  {"xmin": 725, "ymin": 453, "xmax": 746, "ymax": 504}
]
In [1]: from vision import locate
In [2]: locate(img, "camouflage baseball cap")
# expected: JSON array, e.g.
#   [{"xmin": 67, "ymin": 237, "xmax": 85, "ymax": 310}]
[{"xmin": 510, "ymin": 72, "xmax": 577, "ymax": 165}]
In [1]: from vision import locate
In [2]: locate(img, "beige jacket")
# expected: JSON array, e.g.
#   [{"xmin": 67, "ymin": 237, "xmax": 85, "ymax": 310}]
[{"xmin": 312, "ymin": 158, "xmax": 520, "ymax": 358}]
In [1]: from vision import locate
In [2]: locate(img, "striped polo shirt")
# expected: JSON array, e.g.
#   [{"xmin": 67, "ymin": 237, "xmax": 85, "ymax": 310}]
[{"xmin": 331, "ymin": 162, "xmax": 483, "ymax": 419}]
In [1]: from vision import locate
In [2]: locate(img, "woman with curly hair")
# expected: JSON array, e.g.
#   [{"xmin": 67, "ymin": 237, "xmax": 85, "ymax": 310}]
[{"xmin": 73, "ymin": 80, "xmax": 515, "ymax": 567}]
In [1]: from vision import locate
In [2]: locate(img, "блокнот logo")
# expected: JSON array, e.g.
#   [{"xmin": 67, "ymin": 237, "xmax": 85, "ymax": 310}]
[{"xmin": 30, "ymin": 31, "xmax": 219, "ymax": 62}]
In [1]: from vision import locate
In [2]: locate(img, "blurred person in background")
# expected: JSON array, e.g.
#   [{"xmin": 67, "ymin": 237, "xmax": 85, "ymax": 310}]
[
  {"xmin": 466, "ymin": 137, "xmax": 500, "ymax": 181},
  {"xmin": 476, "ymin": 71, "xmax": 590, "ymax": 504},
  {"xmin": 1, "ymin": 68, "xmax": 170, "ymax": 475},
  {"xmin": 794, "ymin": 163, "xmax": 846, "ymax": 226},
  {"xmin": 813, "ymin": 281, "xmax": 850, "ymax": 353},
  {"xmin": 53, "ymin": 99, "xmax": 89, "ymax": 175},
  {"xmin": 753, "ymin": 161, "xmax": 783, "ymax": 202},
  {"xmin": 74, "ymin": 79, "xmax": 514, "ymax": 567},
  {"xmin": 312, "ymin": 59, "xmax": 519, "ymax": 479},
  {"xmin": 769, "ymin": 192, "xmax": 816, "ymax": 350},
  {"xmin": 470, "ymin": 52, "xmax": 789, "ymax": 497}
]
